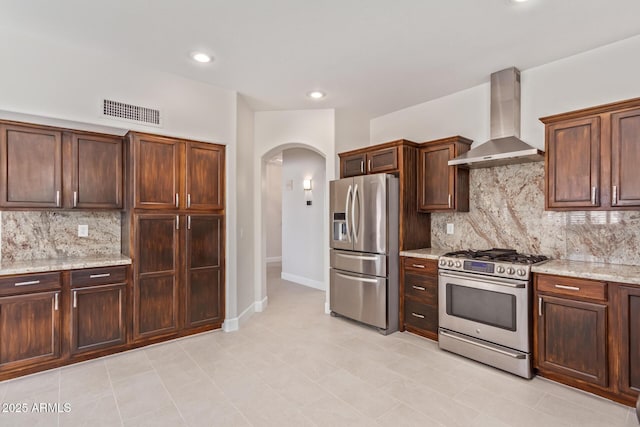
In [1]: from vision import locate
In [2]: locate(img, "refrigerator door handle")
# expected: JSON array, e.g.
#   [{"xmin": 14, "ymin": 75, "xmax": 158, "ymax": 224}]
[
  {"xmin": 352, "ymin": 184, "xmax": 359, "ymax": 243},
  {"xmin": 345, "ymin": 185, "xmax": 352, "ymax": 242}
]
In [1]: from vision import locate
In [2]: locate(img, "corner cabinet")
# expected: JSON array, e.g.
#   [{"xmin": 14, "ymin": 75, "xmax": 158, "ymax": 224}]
[
  {"xmin": 534, "ymin": 273, "xmax": 640, "ymax": 407},
  {"xmin": 338, "ymin": 140, "xmax": 430, "ymax": 250},
  {"xmin": 417, "ymin": 136, "xmax": 472, "ymax": 212},
  {"xmin": 0, "ymin": 121, "xmax": 123, "ymax": 210},
  {"xmin": 541, "ymin": 98, "xmax": 640, "ymax": 210}
]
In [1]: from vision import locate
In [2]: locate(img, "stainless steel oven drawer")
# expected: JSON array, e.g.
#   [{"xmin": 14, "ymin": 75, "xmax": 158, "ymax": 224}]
[{"xmin": 330, "ymin": 250, "xmax": 386, "ymax": 277}]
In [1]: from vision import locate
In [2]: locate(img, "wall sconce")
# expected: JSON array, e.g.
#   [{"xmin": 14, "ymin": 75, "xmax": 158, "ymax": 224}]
[{"xmin": 303, "ymin": 179, "xmax": 312, "ymax": 191}]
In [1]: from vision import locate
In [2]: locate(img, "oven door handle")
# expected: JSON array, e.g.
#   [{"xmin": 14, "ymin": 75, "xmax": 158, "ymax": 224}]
[
  {"xmin": 439, "ymin": 330, "xmax": 526, "ymax": 359},
  {"xmin": 438, "ymin": 271, "xmax": 526, "ymax": 288}
]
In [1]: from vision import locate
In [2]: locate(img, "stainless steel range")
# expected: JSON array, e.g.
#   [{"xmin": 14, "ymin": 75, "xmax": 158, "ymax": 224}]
[{"xmin": 438, "ymin": 248, "xmax": 548, "ymax": 379}]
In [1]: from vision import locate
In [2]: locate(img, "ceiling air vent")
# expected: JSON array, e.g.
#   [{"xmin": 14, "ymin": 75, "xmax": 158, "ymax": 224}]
[{"xmin": 102, "ymin": 99, "xmax": 162, "ymax": 126}]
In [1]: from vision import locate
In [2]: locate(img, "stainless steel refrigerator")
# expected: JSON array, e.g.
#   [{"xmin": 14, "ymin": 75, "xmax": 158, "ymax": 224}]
[{"xmin": 329, "ymin": 173, "xmax": 399, "ymax": 334}]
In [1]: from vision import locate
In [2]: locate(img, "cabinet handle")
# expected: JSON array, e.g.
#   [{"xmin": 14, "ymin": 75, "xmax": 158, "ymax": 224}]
[
  {"xmin": 15, "ymin": 280, "xmax": 40, "ymax": 286},
  {"xmin": 175, "ymin": 193, "xmax": 179, "ymax": 208},
  {"xmin": 555, "ymin": 284, "xmax": 580, "ymax": 291},
  {"xmin": 411, "ymin": 264, "xmax": 425, "ymax": 269},
  {"xmin": 612, "ymin": 185, "xmax": 617, "ymax": 205},
  {"xmin": 412, "ymin": 285, "xmax": 426, "ymax": 291},
  {"xmin": 448, "ymin": 194, "xmax": 452, "ymax": 209},
  {"xmin": 538, "ymin": 297, "xmax": 543, "ymax": 317},
  {"xmin": 176, "ymin": 215, "xmax": 179, "ymax": 230},
  {"xmin": 73, "ymin": 291, "xmax": 77, "ymax": 308},
  {"xmin": 188, "ymin": 215, "xmax": 191, "ymax": 230},
  {"xmin": 591, "ymin": 186, "xmax": 597, "ymax": 205},
  {"xmin": 411, "ymin": 312, "xmax": 425, "ymax": 319},
  {"xmin": 89, "ymin": 273, "xmax": 110, "ymax": 279},
  {"xmin": 368, "ymin": 159, "xmax": 371, "ymax": 172},
  {"xmin": 56, "ymin": 190, "xmax": 60, "ymax": 207},
  {"xmin": 187, "ymin": 193, "xmax": 191, "ymax": 208},
  {"xmin": 360, "ymin": 161, "xmax": 364, "ymax": 173},
  {"xmin": 54, "ymin": 293, "xmax": 59, "ymax": 311},
  {"xmin": 73, "ymin": 191, "xmax": 78, "ymax": 207}
]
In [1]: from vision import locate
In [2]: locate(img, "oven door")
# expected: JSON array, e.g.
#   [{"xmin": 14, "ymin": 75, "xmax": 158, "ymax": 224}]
[{"xmin": 438, "ymin": 270, "xmax": 530, "ymax": 352}]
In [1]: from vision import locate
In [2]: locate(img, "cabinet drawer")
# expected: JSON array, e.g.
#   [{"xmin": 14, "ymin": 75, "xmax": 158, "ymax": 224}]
[
  {"xmin": 536, "ymin": 274, "xmax": 607, "ymax": 302},
  {"xmin": 404, "ymin": 272, "xmax": 437, "ymax": 305},
  {"xmin": 404, "ymin": 298, "xmax": 438, "ymax": 334},
  {"xmin": 403, "ymin": 257, "xmax": 438, "ymax": 274},
  {"xmin": 71, "ymin": 266, "xmax": 127, "ymax": 287},
  {"xmin": 0, "ymin": 272, "xmax": 61, "ymax": 296}
]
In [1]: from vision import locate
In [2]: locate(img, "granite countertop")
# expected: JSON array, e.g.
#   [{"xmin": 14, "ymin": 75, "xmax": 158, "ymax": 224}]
[
  {"xmin": 0, "ymin": 254, "xmax": 132, "ymax": 276},
  {"xmin": 399, "ymin": 247, "xmax": 452, "ymax": 260},
  {"xmin": 532, "ymin": 259, "xmax": 640, "ymax": 285}
]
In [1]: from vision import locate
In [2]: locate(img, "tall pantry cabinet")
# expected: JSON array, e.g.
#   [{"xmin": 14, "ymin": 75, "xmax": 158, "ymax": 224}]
[{"xmin": 122, "ymin": 132, "xmax": 225, "ymax": 344}]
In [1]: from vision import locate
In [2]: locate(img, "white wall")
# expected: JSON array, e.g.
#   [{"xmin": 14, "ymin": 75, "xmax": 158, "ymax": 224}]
[
  {"xmin": 281, "ymin": 148, "xmax": 326, "ymax": 289},
  {"xmin": 254, "ymin": 109, "xmax": 335, "ymax": 312},
  {"xmin": 335, "ymin": 109, "xmax": 371, "ymax": 172},
  {"xmin": 265, "ymin": 160, "xmax": 282, "ymax": 262},
  {"xmin": 0, "ymin": 26, "xmax": 236, "ymax": 143},
  {"xmin": 371, "ymin": 34, "xmax": 640, "ymax": 150}
]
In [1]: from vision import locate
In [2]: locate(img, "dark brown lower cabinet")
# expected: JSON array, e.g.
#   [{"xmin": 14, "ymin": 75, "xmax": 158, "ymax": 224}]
[
  {"xmin": 70, "ymin": 284, "xmax": 126, "ymax": 355},
  {"xmin": 401, "ymin": 257, "xmax": 438, "ymax": 340},
  {"xmin": 618, "ymin": 285, "xmax": 640, "ymax": 396},
  {"xmin": 0, "ymin": 291, "xmax": 61, "ymax": 370},
  {"xmin": 185, "ymin": 214, "xmax": 223, "ymax": 328},
  {"xmin": 537, "ymin": 295, "xmax": 608, "ymax": 387},
  {"xmin": 134, "ymin": 214, "xmax": 180, "ymax": 340}
]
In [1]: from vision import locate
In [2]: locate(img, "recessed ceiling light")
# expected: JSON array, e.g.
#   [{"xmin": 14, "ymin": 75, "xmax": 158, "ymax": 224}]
[
  {"xmin": 191, "ymin": 52, "xmax": 212, "ymax": 63},
  {"xmin": 308, "ymin": 91, "xmax": 325, "ymax": 100}
]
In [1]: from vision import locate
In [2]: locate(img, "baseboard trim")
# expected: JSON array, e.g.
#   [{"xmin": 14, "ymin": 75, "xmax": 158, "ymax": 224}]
[
  {"xmin": 325, "ymin": 301, "xmax": 331, "ymax": 314},
  {"xmin": 254, "ymin": 296, "xmax": 268, "ymax": 312},
  {"xmin": 223, "ymin": 301, "xmax": 257, "ymax": 332},
  {"xmin": 281, "ymin": 272, "xmax": 325, "ymax": 290}
]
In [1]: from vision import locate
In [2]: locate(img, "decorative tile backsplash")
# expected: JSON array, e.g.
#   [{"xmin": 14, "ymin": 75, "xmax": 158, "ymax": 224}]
[
  {"xmin": 0, "ymin": 211, "xmax": 121, "ymax": 262},
  {"xmin": 431, "ymin": 162, "xmax": 640, "ymax": 265}
]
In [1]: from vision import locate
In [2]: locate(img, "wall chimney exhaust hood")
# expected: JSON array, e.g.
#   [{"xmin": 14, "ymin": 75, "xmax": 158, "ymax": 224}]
[{"xmin": 448, "ymin": 67, "xmax": 543, "ymax": 168}]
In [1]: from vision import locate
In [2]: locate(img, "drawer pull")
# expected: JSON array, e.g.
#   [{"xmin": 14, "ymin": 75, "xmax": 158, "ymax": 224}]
[
  {"xmin": 555, "ymin": 284, "xmax": 580, "ymax": 291},
  {"xmin": 89, "ymin": 273, "xmax": 111, "ymax": 279},
  {"xmin": 187, "ymin": 193, "xmax": 191, "ymax": 208},
  {"xmin": 411, "ymin": 264, "xmax": 425, "ymax": 269},
  {"xmin": 412, "ymin": 285, "xmax": 426, "ymax": 291},
  {"xmin": 73, "ymin": 291, "xmax": 77, "ymax": 308},
  {"xmin": 54, "ymin": 293, "xmax": 59, "ymax": 311},
  {"xmin": 411, "ymin": 312, "xmax": 425, "ymax": 319},
  {"xmin": 175, "ymin": 193, "xmax": 179, "ymax": 208},
  {"xmin": 15, "ymin": 280, "xmax": 40, "ymax": 286}
]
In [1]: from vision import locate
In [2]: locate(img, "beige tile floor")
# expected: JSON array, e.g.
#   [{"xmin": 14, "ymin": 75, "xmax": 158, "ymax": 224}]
[{"xmin": 0, "ymin": 264, "xmax": 638, "ymax": 426}]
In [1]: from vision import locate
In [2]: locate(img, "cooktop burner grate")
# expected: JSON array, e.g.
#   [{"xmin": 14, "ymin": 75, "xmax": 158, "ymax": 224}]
[{"xmin": 443, "ymin": 248, "xmax": 548, "ymax": 265}]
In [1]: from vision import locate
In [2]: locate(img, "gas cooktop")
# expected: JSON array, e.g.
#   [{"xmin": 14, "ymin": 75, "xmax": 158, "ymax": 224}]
[{"xmin": 439, "ymin": 248, "xmax": 548, "ymax": 280}]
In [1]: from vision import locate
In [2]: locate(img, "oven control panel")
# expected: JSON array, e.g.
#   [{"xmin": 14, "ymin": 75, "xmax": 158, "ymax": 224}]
[{"xmin": 439, "ymin": 257, "xmax": 531, "ymax": 280}]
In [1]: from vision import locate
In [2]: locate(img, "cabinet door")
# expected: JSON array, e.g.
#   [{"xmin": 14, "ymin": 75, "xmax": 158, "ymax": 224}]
[
  {"xmin": 185, "ymin": 142, "xmax": 224, "ymax": 210},
  {"xmin": 133, "ymin": 134, "xmax": 181, "ymax": 209},
  {"xmin": 611, "ymin": 108, "xmax": 640, "ymax": 207},
  {"xmin": 341, "ymin": 153, "xmax": 366, "ymax": 178},
  {"xmin": 618, "ymin": 286, "xmax": 640, "ymax": 396},
  {"xmin": 418, "ymin": 144, "xmax": 454, "ymax": 211},
  {"xmin": 134, "ymin": 214, "xmax": 180, "ymax": 340},
  {"xmin": 70, "ymin": 284, "xmax": 126, "ymax": 355},
  {"xmin": 72, "ymin": 134, "xmax": 123, "ymax": 209},
  {"xmin": 0, "ymin": 124, "xmax": 62, "ymax": 208},
  {"xmin": 537, "ymin": 295, "xmax": 608, "ymax": 386},
  {"xmin": 185, "ymin": 214, "xmax": 223, "ymax": 328},
  {"xmin": 546, "ymin": 117, "xmax": 601, "ymax": 209},
  {"xmin": 0, "ymin": 291, "xmax": 60, "ymax": 370},
  {"xmin": 367, "ymin": 147, "xmax": 398, "ymax": 174}
]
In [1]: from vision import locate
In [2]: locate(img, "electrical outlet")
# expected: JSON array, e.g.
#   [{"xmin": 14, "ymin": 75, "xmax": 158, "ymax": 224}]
[
  {"xmin": 446, "ymin": 223, "xmax": 454, "ymax": 235},
  {"xmin": 78, "ymin": 224, "xmax": 89, "ymax": 237}
]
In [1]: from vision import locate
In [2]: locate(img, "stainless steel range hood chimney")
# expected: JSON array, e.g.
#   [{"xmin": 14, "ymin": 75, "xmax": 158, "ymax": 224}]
[{"xmin": 448, "ymin": 67, "xmax": 543, "ymax": 168}]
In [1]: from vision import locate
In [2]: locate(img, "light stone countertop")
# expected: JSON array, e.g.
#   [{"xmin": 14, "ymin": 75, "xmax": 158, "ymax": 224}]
[
  {"xmin": 532, "ymin": 259, "xmax": 640, "ymax": 285},
  {"xmin": 399, "ymin": 248, "xmax": 452, "ymax": 260},
  {"xmin": 0, "ymin": 254, "xmax": 132, "ymax": 276}
]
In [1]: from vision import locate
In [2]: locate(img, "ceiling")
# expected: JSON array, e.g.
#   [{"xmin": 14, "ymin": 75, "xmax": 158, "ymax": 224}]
[{"xmin": 2, "ymin": 0, "xmax": 640, "ymax": 118}]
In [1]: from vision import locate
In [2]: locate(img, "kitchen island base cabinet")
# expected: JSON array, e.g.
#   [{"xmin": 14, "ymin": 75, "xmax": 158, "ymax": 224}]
[{"xmin": 0, "ymin": 291, "xmax": 61, "ymax": 370}]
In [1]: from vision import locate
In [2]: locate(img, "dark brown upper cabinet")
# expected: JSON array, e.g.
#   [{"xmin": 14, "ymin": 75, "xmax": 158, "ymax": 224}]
[
  {"xmin": 541, "ymin": 98, "xmax": 640, "ymax": 210},
  {"xmin": 417, "ymin": 136, "xmax": 472, "ymax": 212},
  {"xmin": 0, "ymin": 121, "xmax": 123, "ymax": 210},
  {"xmin": 340, "ymin": 146, "xmax": 398, "ymax": 177},
  {"xmin": 341, "ymin": 153, "xmax": 367, "ymax": 178},
  {"xmin": 129, "ymin": 132, "xmax": 224, "ymax": 211}
]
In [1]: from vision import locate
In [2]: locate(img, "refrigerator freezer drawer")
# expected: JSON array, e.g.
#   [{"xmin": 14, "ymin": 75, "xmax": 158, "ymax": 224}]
[
  {"xmin": 330, "ymin": 250, "xmax": 387, "ymax": 277},
  {"xmin": 330, "ymin": 269, "xmax": 387, "ymax": 329}
]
